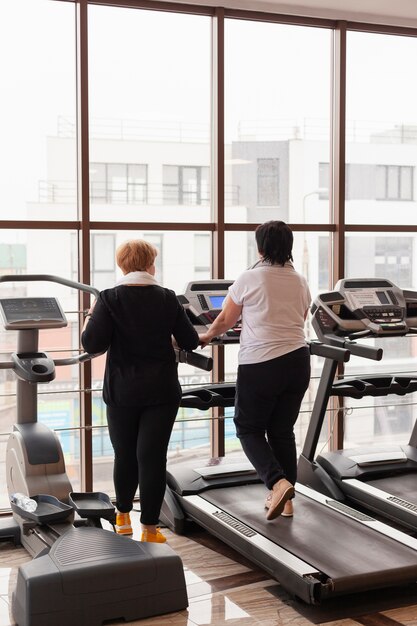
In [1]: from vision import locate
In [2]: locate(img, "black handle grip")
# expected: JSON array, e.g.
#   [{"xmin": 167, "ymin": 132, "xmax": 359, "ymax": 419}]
[
  {"xmin": 175, "ymin": 348, "xmax": 213, "ymax": 372},
  {"xmin": 327, "ymin": 336, "xmax": 383, "ymax": 361},
  {"xmin": 344, "ymin": 341, "xmax": 383, "ymax": 361},
  {"xmin": 308, "ymin": 341, "xmax": 350, "ymax": 362}
]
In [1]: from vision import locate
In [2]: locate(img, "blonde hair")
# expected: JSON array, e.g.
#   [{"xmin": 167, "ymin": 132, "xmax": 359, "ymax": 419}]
[{"xmin": 116, "ymin": 240, "xmax": 158, "ymax": 274}]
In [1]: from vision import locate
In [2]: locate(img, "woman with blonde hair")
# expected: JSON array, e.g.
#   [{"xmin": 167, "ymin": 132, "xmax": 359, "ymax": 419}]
[{"xmin": 82, "ymin": 239, "xmax": 199, "ymax": 542}]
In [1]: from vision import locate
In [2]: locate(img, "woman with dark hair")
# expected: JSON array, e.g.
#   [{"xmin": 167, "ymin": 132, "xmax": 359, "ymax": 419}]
[
  {"xmin": 81, "ymin": 239, "xmax": 199, "ymax": 542},
  {"xmin": 199, "ymin": 221, "xmax": 311, "ymax": 520}
]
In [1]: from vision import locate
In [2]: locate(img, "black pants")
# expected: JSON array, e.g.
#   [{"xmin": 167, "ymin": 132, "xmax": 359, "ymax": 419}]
[
  {"xmin": 234, "ymin": 347, "xmax": 310, "ymax": 491},
  {"xmin": 106, "ymin": 402, "xmax": 178, "ymax": 525}
]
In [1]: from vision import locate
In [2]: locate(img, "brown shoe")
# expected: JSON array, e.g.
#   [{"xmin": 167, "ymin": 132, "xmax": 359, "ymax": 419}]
[
  {"xmin": 266, "ymin": 479, "xmax": 294, "ymax": 521},
  {"xmin": 266, "ymin": 493, "xmax": 294, "ymax": 517},
  {"xmin": 282, "ymin": 500, "xmax": 294, "ymax": 517}
]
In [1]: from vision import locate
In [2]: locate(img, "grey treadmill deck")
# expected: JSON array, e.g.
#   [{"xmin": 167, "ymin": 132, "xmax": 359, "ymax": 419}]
[
  {"xmin": 365, "ymin": 472, "xmax": 417, "ymax": 505},
  {"xmin": 200, "ymin": 483, "xmax": 417, "ymax": 590}
]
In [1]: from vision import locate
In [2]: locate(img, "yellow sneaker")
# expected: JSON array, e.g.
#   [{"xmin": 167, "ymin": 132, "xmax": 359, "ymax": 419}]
[
  {"xmin": 115, "ymin": 511, "xmax": 133, "ymax": 535},
  {"xmin": 141, "ymin": 528, "xmax": 166, "ymax": 543}
]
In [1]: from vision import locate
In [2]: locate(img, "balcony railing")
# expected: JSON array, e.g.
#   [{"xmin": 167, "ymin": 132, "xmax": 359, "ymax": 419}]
[
  {"xmin": 38, "ymin": 180, "xmax": 240, "ymax": 205},
  {"xmin": 56, "ymin": 115, "xmax": 417, "ymax": 145},
  {"xmin": 58, "ymin": 116, "xmax": 210, "ymax": 143}
]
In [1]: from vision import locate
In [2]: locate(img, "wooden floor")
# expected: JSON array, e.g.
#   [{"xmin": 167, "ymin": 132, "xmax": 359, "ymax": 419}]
[{"xmin": 1, "ymin": 510, "xmax": 417, "ymax": 625}]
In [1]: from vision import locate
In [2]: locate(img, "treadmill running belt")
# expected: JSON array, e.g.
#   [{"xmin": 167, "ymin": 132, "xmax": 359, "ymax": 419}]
[
  {"xmin": 201, "ymin": 484, "xmax": 417, "ymax": 593},
  {"xmin": 366, "ymin": 473, "xmax": 417, "ymax": 508}
]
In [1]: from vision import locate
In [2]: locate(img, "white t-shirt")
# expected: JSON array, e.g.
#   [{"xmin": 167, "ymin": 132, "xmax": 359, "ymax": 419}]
[{"xmin": 228, "ymin": 262, "xmax": 311, "ymax": 365}]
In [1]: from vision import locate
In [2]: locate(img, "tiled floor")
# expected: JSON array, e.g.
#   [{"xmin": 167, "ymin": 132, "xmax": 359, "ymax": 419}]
[{"xmin": 1, "ymin": 511, "xmax": 417, "ymax": 626}]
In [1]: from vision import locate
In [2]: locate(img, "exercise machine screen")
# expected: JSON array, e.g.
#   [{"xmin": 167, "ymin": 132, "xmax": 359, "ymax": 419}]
[
  {"xmin": 311, "ymin": 278, "xmax": 417, "ymax": 340},
  {"xmin": 180, "ymin": 280, "xmax": 240, "ymax": 342},
  {"xmin": 0, "ymin": 297, "xmax": 67, "ymax": 330}
]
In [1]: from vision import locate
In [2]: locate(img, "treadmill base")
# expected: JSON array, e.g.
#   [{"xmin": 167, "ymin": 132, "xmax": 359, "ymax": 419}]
[{"xmin": 12, "ymin": 527, "xmax": 188, "ymax": 626}]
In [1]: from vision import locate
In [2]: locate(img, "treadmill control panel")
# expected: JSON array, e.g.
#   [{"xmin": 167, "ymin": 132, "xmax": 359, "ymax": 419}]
[
  {"xmin": 0, "ymin": 297, "xmax": 67, "ymax": 330},
  {"xmin": 311, "ymin": 278, "xmax": 417, "ymax": 340},
  {"xmin": 180, "ymin": 280, "xmax": 241, "ymax": 342}
]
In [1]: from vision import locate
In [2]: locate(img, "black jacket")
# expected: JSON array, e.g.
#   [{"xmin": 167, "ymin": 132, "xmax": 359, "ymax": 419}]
[{"xmin": 81, "ymin": 285, "xmax": 199, "ymax": 407}]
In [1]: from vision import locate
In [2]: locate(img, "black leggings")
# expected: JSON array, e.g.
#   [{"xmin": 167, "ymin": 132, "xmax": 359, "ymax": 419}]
[
  {"xmin": 234, "ymin": 347, "xmax": 311, "ymax": 491},
  {"xmin": 106, "ymin": 403, "xmax": 178, "ymax": 525}
]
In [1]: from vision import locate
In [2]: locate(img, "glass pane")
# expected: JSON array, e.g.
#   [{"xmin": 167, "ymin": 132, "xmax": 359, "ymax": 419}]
[
  {"xmin": 346, "ymin": 31, "xmax": 417, "ymax": 224},
  {"xmin": 90, "ymin": 229, "xmax": 211, "ymax": 294},
  {"xmin": 91, "ymin": 392, "xmax": 113, "ymax": 495},
  {"xmin": 344, "ymin": 403, "xmax": 417, "ymax": 450},
  {"xmin": 0, "ymin": 246, "xmax": 84, "ymax": 510},
  {"xmin": 88, "ymin": 6, "xmax": 211, "ymax": 222},
  {"xmin": 0, "ymin": 0, "xmax": 76, "ymax": 221},
  {"xmin": 108, "ymin": 164, "xmax": 127, "ymax": 203},
  {"xmin": 342, "ymin": 233, "xmax": 417, "ymax": 445},
  {"xmin": 340, "ymin": 335, "xmax": 417, "ymax": 449},
  {"xmin": 38, "ymin": 393, "xmax": 82, "ymax": 492},
  {"xmin": 225, "ymin": 20, "xmax": 331, "ymax": 223},
  {"xmin": 90, "ymin": 163, "xmax": 107, "ymax": 202},
  {"xmin": 0, "ymin": 434, "xmax": 10, "ymax": 509},
  {"xmin": 194, "ymin": 234, "xmax": 210, "ymax": 273},
  {"xmin": 346, "ymin": 233, "xmax": 414, "ymax": 289}
]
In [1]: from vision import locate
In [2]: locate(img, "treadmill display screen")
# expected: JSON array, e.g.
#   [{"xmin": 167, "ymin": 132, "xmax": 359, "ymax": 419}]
[
  {"xmin": 209, "ymin": 295, "xmax": 225, "ymax": 309},
  {"xmin": 376, "ymin": 291, "xmax": 390, "ymax": 305},
  {"xmin": 345, "ymin": 289, "xmax": 388, "ymax": 310}
]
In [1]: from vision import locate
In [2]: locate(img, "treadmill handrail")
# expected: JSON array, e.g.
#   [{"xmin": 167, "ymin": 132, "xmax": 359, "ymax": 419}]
[
  {"xmin": 0, "ymin": 350, "xmax": 101, "ymax": 371},
  {"xmin": 174, "ymin": 347, "xmax": 213, "ymax": 372},
  {"xmin": 0, "ymin": 274, "xmax": 100, "ymax": 298},
  {"xmin": 308, "ymin": 340, "xmax": 350, "ymax": 362},
  {"xmin": 326, "ymin": 335, "xmax": 383, "ymax": 361}
]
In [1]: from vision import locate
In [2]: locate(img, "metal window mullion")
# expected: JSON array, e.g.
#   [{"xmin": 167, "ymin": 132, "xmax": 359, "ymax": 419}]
[
  {"xmin": 330, "ymin": 21, "xmax": 347, "ymax": 451},
  {"xmin": 211, "ymin": 7, "xmax": 225, "ymax": 458},
  {"xmin": 76, "ymin": 0, "xmax": 93, "ymax": 492}
]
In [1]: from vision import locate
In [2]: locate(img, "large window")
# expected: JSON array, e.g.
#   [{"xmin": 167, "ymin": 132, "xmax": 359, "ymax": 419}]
[{"xmin": 3, "ymin": 3, "xmax": 417, "ymax": 505}]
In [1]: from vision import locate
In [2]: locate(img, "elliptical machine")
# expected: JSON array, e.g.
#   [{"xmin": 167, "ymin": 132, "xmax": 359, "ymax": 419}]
[{"xmin": 0, "ymin": 274, "xmax": 188, "ymax": 626}]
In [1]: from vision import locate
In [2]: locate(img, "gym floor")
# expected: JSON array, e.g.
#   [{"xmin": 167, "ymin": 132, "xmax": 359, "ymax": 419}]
[{"xmin": 1, "ymin": 509, "xmax": 417, "ymax": 626}]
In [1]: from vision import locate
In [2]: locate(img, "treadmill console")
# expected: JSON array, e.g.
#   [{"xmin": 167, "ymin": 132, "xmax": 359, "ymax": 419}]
[
  {"xmin": 311, "ymin": 278, "xmax": 417, "ymax": 341},
  {"xmin": 0, "ymin": 297, "xmax": 67, "ymax": 330},
  {"xmin": 180, "ymin": 280, "xmax": 241, "ymax": 342}
]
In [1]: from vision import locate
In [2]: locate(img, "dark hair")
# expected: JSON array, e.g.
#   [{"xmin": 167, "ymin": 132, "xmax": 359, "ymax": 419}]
[{"xmin": 255, "ymin": 220, "xmax": 293, "ymax": 266}]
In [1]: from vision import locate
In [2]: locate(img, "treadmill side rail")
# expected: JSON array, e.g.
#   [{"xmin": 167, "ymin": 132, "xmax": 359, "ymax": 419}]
[
  {"xmin": 342, "ymin": 478, "xmax": 417, "ymax": 531},
  {"xmin": 298, "ymin": 482, "xmax": 417, "ymax": 552}
]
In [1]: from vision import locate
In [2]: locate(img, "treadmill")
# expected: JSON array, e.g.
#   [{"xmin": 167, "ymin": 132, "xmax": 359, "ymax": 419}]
[
  {"xmin": 162, "ymin": 279, "xmax": 417, "ymax": 605},
  {"xmin": 298, "ymin": 277, "xmax": 417, "ymax": 532}
]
